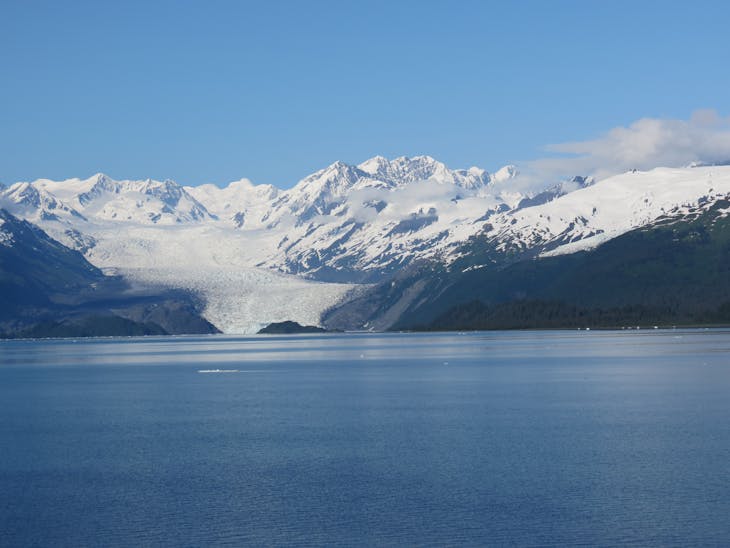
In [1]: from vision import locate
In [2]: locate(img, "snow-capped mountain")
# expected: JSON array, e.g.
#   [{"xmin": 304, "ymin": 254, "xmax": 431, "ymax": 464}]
[
  {"xmin": 4, "ymin": 155, "xmax": 730, "ymax": 332},
  {"xmin": 187, "ymin": 178, "xmax": 279, "ymax": 229},
  {"xmin": 478, "ymin": 166, "xmax": 730, "ymax": 261},
  {"xmin": 357, "ymin": 155, "xmax": 492, "ymax": 190},
  {"xmin": 0, "ymin": 208, "xmax": 219, "ymax": 337},
  {"xmin": 0, "ymin": 210, "xmax": 15, "ymax": 247},
  {"xmin": 1, "ymin": 155, "xmax": 524, "ymax": 331},
  {"xmin": 2, "ymin": 181, "xmax": 87, "ymax": 222},
  {"xmin": 74, "ymin": 174, "xmax": 213, "ymax": 224},
  {"xmin": 1, "ymin": 156, "xmax": 524, "ymax": 278},
  {"xmin": 4, "ymin": 173, "xmax": 215, "ymax": 225}
]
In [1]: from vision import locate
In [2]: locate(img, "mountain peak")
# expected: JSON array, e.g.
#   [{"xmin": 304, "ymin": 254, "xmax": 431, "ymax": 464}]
[
  {"xmin": 78, "ymin": 173, "xmax": 121, "ymax": 205},
  {"xmin": 405, "ymin": 154, "xmax": 438, "ymax": 163},
  {"xmin": 320, "ymin": 160, "xmax": 354, "ymax": 175},
  {"xmin": 80, "ymin": 173, "xmax": 115, "ymax": 188},
  {"xmin": 357, "ymin": 155, "xmax": 390, "ymax": 174},
  {"xmin": 569, "ymin": 175, "xmax": 594, "ymax": 188},
  {"xmin": 357, "ymin": 154, "xmax": 449, "ymax": 186},
  {"xmin": 6, "ymin": 181, "xmax": 39, "ymax": 203},
  {"xmin": 226, "ymin": 178, "xmax": 256, "ymax": 190},
  {"xmin": 293, "ymin": 161, "xmax": 367, "ymax": 200},
  {"xmin": 141, "ymin": 177, "xmax": 181, "ymax": 190},
  {"xmin": 492, "ymin": 165, "xmax": 518, "ymax": 183}
]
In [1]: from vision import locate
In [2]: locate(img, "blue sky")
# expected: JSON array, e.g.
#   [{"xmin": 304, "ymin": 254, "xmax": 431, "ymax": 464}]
[{"xmin": 2, "ymin": 0, "xmax": 730, "ymax": 188}]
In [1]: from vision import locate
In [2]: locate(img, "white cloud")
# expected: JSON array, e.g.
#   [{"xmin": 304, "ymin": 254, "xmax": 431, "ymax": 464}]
[{"xmin": 505, "ymin": 110, "xmax": 730, "ymax": 193}]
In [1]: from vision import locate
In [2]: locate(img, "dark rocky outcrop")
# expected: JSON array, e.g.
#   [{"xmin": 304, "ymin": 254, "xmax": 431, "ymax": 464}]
[{"xmin": 257, "ymin": 321, "xmax": 332, "ymax": 334}]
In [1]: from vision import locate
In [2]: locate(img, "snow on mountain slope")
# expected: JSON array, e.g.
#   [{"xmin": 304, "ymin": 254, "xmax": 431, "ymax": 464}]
[
  {"xmin": 2, "ymin": 181, "xmax": 87, "ymax": 222},
  {"xmin": 230, "ymin": 155, "xmax": 522, "ymax": 277},
  {"xmin": 357, "ymin": 155, "xmax": 491, "ymax": 190},
  {"xmin": 116, "ymin": 266, "xmax": 354, "ymax": 334},
  {"xmin": 259, "ymin": 177, "xmax": 510, "ymax": 278},
  {"xmin": 2, "ymin": 156, "xmax": 525, "ymax": 331},
  {"xmin": 7, "ymin": 156, "xmax": 727, "ymax": 332},
  {"xmin": 0, "ymin": 214, "xmax": 12, "ymax": 247},
  {"xmin": 186, "ymin": 178, "xmax": 279, "ymax": 228},
  {"xmin": 7, "ymin": 173, "xmax": 214, "ymax": 225},
  {"xmin": 53, "ymin": 221, "xmax": 354, "ymax": 333},
  {"xmin": 63, "ymin": 220, "xmax": 347, "ymax": 333},
  {"xmin": 482, "ymin": 166, "xmax": 730, "ymax": 258}
]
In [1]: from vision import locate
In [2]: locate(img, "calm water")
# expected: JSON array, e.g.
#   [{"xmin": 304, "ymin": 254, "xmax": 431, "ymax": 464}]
[{"xmin": 1, "ymin": 330, "xmax": 729, "ymax": 546}]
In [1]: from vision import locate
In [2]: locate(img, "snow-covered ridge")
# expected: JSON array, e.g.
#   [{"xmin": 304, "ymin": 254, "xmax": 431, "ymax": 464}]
[
  {"xmin": 0, "ymin": 216, "xmax": 13, "ymax": 247},
  {"xmin": 1, "ymin": 155, "xmax": 523, "ymax": 276},
  {"xmin": 4, "ymin": 157, "xmax": 730, "ymax": 332},
  {"xmin": 0, "ymin": 156, "xmax": 522, "ymax": 332},
  {"xmin": 485, "ymin": 166, "xmax": 730, "ymax": 257}
]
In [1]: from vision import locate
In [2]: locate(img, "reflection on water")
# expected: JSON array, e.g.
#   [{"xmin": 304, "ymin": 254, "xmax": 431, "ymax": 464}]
[{"xmin": 1, "ymin": 330, "xmax": 729, "ymax": 546}]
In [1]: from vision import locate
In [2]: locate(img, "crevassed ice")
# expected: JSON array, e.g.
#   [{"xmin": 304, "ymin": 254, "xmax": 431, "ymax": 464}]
[{"xmin": 119, "ymin": 267, "xmax": 355, "ymax": 334}]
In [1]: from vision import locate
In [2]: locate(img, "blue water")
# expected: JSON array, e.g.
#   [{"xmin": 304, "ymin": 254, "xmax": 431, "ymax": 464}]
[{"xmin": 1, "ymin": 330, "xmax": 729, "ymax": 546}]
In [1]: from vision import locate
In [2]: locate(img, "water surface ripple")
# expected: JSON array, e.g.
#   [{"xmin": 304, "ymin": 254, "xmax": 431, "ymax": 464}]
[{"xmin": 1, "ymin": 330, "xmax": 729, "ymax": 546}]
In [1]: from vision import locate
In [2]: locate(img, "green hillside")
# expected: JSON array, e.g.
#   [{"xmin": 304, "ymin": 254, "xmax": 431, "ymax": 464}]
[{"xmin": 396, "ymin": 200, "xmax": 730, "ymax": 330}]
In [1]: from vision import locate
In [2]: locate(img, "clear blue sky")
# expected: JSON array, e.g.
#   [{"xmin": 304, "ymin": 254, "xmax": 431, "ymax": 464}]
[{"xmin": 2, "ymin": 0, "xmax": 729, "ymax": 187}]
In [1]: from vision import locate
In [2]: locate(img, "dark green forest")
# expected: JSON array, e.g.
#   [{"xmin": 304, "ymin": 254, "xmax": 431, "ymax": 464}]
[{"xmin": 396, "ymin": 200, "xmax": 730, "ymax": 330}]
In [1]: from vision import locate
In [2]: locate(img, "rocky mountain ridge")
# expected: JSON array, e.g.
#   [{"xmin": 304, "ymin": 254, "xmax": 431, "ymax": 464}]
[{"xmin": 3, "ymin": 157, "xmax": 730, "ymax": 332}]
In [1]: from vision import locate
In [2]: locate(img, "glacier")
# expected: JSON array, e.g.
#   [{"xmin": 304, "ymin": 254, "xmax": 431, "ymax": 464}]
[
  {"xmin": 3, "ymin": 155, "xmax": 730, "ymax": 333},
  {"xmin": 115, "ymin": 266, "xmax": 355, "ymax": 334}
]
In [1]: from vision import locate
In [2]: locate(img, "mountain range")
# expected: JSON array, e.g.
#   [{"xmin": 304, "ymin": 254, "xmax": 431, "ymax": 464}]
[
  {"xmin": 2, "ymin": 155, "xmax": 730, "ymax": 336},
  {"xmin": 0, "ymin": 209, "xmax": 218, "ymax": 337}
]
